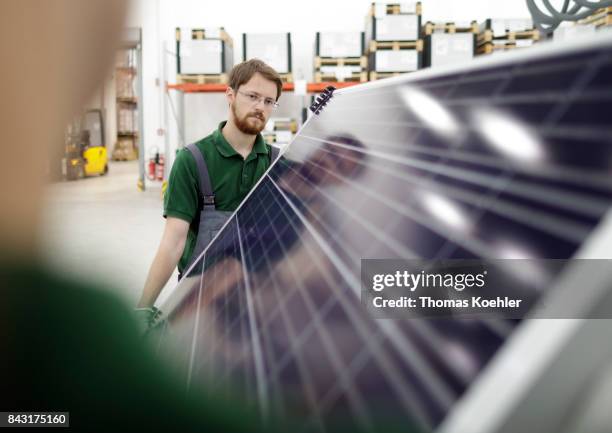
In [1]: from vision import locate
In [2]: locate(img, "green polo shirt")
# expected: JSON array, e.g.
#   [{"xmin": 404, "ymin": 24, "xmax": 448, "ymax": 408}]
[{"xmin": 164, "ymin": 121, "xmax": 273, "ymax": 273}]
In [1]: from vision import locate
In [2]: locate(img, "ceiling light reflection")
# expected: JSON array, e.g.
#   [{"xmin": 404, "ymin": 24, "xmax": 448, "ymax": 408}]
[{"xmin": 400, "ymin": 87, "xmax": 461, "ymax": 141}]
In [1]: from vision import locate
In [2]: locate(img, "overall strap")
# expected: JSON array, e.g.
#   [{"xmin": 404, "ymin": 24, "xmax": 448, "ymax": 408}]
[{"xmin": 186, "ymin": 143, "xmax": 215, "ymax": 210}]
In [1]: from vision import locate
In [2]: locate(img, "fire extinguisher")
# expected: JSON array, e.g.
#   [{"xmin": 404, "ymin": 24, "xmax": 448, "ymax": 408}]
[
  {"xmin": 148, "ymin": 158, "xmax": 156, "ymax": 180},
  {"xmin": 148, "ymin": 147, "xmax": 158, "ymax": 181},
  {"xmin": 156, "ymin": 155, "xmax": 165, "ymax": 181}
]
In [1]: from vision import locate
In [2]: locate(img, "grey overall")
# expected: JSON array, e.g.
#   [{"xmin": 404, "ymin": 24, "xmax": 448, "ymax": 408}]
[{"xmin": 181, "ymin": 142, "xmax": 279, "ymax": 278}]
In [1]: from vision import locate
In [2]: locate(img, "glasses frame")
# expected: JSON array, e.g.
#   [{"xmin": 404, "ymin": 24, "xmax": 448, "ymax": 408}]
[{"xmin": 235, "ymin": 89, "xmax": 279, "ymax": 110}]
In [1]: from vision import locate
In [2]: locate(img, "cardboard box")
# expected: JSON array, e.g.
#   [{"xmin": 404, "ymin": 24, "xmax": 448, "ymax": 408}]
[
  {"xmin": 371, "ymin": 49, "xmax": 421, "ymax": 72},
  {"xmin": 243, "ymin": 33, "xmax": 292, "ymax": 74},
  {"xmin": 424, "ymin": 33, "xmax": 476, "ymax": 68},
  {"xmin": 178, "ymin": 39, "xmax": 233, "ymax": 75},
  {"xmin": 316, "ymin": 32, "xmax": 364, "ymax": 57}
]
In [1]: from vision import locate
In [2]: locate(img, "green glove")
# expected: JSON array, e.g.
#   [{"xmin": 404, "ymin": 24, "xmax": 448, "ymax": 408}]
[{"xmin": 134, "ymin": 306, "xmax": 162, "ymax": 333}]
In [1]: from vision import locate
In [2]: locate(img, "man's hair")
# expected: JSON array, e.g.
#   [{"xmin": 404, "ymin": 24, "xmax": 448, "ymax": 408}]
[{"xmin": 228, "ymin": 59, "xmax": 283, "ymax": 100}]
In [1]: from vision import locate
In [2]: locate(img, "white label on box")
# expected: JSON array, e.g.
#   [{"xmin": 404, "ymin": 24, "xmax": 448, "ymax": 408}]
[
  {"xmin": 294, "ymin": 80, "xmax": 307, "ymax": 96},
  {"xmin": 374, "ymin": 3, "xmax": 386, "ymax": 18},
  {"xmin": 181, "ymin": 45, "xmax": 192, "ymax": 57},
  {"xmin": 400, "ymin": 2, "xmax": 417, "ymax": 13}
]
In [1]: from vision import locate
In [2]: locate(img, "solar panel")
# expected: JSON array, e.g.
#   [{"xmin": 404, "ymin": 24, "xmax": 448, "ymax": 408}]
[{"xmin": 156, "ymin": 34, "xmax": 612, "ymax": 431}]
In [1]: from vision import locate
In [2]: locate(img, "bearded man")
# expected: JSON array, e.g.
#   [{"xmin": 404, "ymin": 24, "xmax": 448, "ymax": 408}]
[{"xmin": 138, "ymin": 59, "xmax": 282, "ymax": 309}]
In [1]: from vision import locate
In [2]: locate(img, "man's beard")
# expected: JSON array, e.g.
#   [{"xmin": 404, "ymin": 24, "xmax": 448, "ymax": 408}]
[{"xmin": 232, "ymin": 103, "xmax": 265, "ymax": 135}]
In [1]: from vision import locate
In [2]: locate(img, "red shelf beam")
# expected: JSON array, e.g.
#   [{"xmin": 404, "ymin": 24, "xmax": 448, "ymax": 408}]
[{"xmin": 166, "ymin": 81, "xmax": 362, "ymax": 94}]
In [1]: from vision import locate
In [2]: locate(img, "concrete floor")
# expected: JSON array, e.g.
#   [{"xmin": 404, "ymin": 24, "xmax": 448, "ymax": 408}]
[{"xmin": 41, "ymin": 160, "xmax": 178, "ymax": 306}]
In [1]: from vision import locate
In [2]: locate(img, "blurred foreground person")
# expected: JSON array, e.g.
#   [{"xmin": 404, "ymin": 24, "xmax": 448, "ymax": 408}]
[{"xmin": 0, "ymin": 1, "xmax": 266, "ymax": 431}]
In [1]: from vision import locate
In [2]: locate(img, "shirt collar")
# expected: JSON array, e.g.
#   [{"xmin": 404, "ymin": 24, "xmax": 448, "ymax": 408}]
[{"xmin": 214, "ymin": 121, "xmax": 268, "ymax": 158}]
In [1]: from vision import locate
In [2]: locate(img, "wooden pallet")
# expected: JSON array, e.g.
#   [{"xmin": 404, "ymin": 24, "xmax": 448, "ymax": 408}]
[
  {"xmin": 578, "ymin": 7, "xmax": 612, "ymax": 27},
  {"xmin": 478, "ymin": 29, "xmax": 540, "ymax": 45},
  {"xmin": 314, "ymin": 56, "xmax": 368, "ymax": 69},
  {"xmin": 369, "ymin": 71, "xmax": 408, "ymax": 81},
  {"xmin": 175, "ymin": 27, "xmax": 233, "ymax": 46},
  {"xmin": 423, "ymin": 21, "xmax": 479, "ymax": 35},
  {"xmin": 314, "ymin": 71, "xmax": 368, "ymax": 83},
  {"xmin": 369, "ymin": 2, "xmax": 422, "ymax": 16},
  {"xmin": 369, "ymin": 39, "xmax": 424, "ymax": 52},
  {"xmin": 177, "ymin": 73, "xmax": 229, "ymax": 84},
  {"xmin": 477, "ymin": 42, "xmax": 521, "ymax": 55}
]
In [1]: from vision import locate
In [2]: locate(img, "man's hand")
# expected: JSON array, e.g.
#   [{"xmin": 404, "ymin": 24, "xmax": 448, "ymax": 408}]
[{"xmin": 134, "ymin": 306, "xmax": 162, "ymax": 333}]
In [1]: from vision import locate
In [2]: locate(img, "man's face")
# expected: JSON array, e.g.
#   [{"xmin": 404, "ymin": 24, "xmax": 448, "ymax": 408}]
[{"xmin": 228, "ymin": 73, "xmax": 278, "ymax": 135}]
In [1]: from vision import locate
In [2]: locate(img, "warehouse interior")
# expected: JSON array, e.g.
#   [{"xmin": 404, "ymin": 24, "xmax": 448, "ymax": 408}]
[{"xmin": 5, "ymin": 0, "xmax": 612, "ymax": 431}]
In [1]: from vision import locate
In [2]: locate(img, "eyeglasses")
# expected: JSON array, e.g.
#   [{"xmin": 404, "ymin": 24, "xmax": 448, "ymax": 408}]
[{"xmin": 236, "ymin": 90, "xmax": 279, "ymax": 110}]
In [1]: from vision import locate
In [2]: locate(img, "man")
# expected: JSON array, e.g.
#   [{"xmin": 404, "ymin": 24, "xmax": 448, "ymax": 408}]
[{"xmin": 137, "ymin": 59, "xmax": 282, "ymax": 310}]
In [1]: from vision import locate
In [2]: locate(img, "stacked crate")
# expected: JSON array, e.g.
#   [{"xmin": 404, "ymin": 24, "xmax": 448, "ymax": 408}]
[
  {"xmin": 262, "ymin": 117, "xmax": 298, "ymax": 148},
  {"xmin": 366, "ymin": 2, "xmax": 423, "ymax": 81},
  {"xmin": 176, "ymin": 27, "xmax": 234, "ymax": 84},
  {"xmin": 577, "ymin": 6, "xmax": 612, "ymax": 30},
  {"xmin": 422, "ymin": 21, "xmax": 478, "ymax": 68},
  {"xmin": 477, "ymin": 19, "xmax": 540, "ymax": 56},
  {"xmin": 243, "ymin": 33, "xmax": 293, "ymax": 83},
  {"xmin": 555, "ymin": 7, "xmax": 611, "ymax": 41},
  {"xmin": 313, "ymin": 32, "xmax": 367, "ymax": 83},
  {"xmin": 113, "ymin": 50, "xmax": 138, "ymax": 161}
]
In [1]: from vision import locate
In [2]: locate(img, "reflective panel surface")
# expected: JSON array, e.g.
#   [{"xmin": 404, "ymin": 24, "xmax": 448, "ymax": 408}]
[{"xmin": 158, "ymin": 36, "xmax": 612, "ymax": 431}]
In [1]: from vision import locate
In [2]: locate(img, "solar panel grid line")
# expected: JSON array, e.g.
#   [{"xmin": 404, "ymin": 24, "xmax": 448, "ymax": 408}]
[
  {"xmin": 262, "ymin": 181, "xmax": 440, "ymax": 425},
  {"xmin": 290, "ymin": 137, "xmax": 593, "ymax": 245},
  {"xmin": 237, "ymin": 185, "xmax": 384, "ymax": 426},
  {"xmin": 316, "ymin": 88, "xmax": 612, "ymax": 114},
  {"xmin": 276, "ymin": 161, "xmax": 420, "ymax": 259},
  {"xmin": 186, "ymin": 269, "xmax": 204, "ymax": 389},
  {"xmin": 317, "ymin": 116, "xmax": 608, "ymax": 143},
  {"xmin": 241, "ymin": 204, "xmax": 323, "ymax": 420},
  {"xmin": 302, "ymin": 328, "xmax": 387, "ymax": 431},
  {"xmin": 300, "ymin": 134, "xmax": 611, "ymax": 218},
  {"xmin": 193, "ymin": 237, "xmax": 255, "ymax": 397},
  {"xmin": 236, "ymin": 216, "xmax": 270, "ymax": 419},
  {"xmin": 250, "ymin": 200, "xmax": 368, "ymax": 431},
  {"xmin": 539, "ymin": 125, "xmax": 612, "ymax": 141},
  {"xmin": 237, "ymin": 259, "xmax": 258, "ymax": 402},
  {"xmin": 268, "ymin": 177, "xmax": 454, "ymax": 423},
  {"xmin": 444, "ymin": 90, "xmax": 612, "ymax": 106},
  {"xmin": 541, "ymin": 53, "xmax": 609, "ymax": 127},
  {"xmin": 305, "ymin": 132, "xmax": 612, "ymax": 190},
  {"xmin": 279, "ymin": 149, "xmax": 505, "ymax": 260},
  {"xmin": 251, "ymin": 287, "xmax": 289, "ymax": 418}
]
